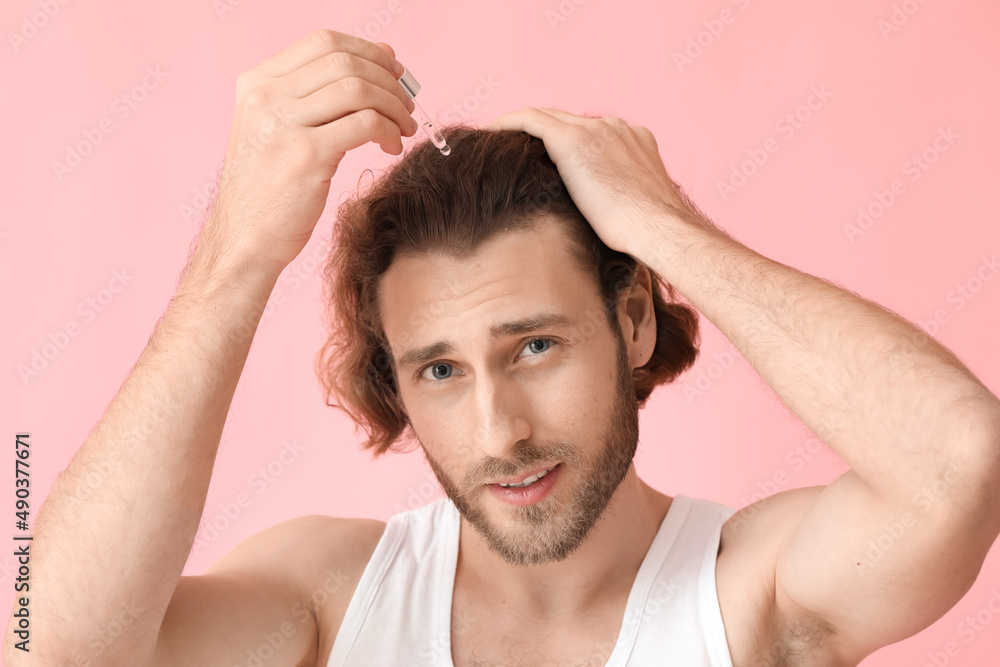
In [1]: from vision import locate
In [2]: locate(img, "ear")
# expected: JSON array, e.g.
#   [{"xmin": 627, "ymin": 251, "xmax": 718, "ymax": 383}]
[{"xmin": 617, "ymin": 264, "xmax": 657, "ymax": 369}]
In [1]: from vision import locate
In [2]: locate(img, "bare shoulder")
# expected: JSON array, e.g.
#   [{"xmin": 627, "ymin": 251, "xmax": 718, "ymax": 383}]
[
  {"xmin": 715, "ymin": 486, "xmax": 847, "ymax": 667},
  {"xmin": 293, "ymin": 516, "xmax": 387, "ymax": 667},
  {"xmin": 215, "ymin": 514, "xmax": 387, "ymax": 662},
  {"xmin": 208, "ymin": 514, "xmax": 386, "ymax": 598},
  {"xmin": 155, "ymin": 515, "xmax": 386, "ymax": 667}
]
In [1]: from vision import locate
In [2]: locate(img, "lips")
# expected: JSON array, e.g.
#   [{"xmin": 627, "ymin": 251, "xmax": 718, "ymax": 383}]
[
  {"xmin": 487, "ymin": 463, "xmax": 561, "ymax": 486},
  {"xmin": 488, "ymin": 462, "xmax": 563, "ymax": 506}
]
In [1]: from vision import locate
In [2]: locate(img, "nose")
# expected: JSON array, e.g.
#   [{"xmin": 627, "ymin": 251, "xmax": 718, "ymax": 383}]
[{"xmin": 470, "ymin": 372, "xmax": 531, "ymax": 459}]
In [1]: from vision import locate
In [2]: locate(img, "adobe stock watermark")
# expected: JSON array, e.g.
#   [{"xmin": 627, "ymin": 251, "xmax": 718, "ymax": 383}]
[
  {"xmin": 392, "ymin": 466, "xmax": 443, "ymax": 515},
  {"xmin": 0, "ymin": 555, "xmax": 21, "ymax": 586},
  {"xmin": 544, "ymin": 0, "xmax": 590, "ymax": 31},
  {"xmin": 52, "ymin": 65, "xmax": 170, "ymax": 183},
  {"xmin": 7, "ymin": 0, "xmax": 71, "ymax": 54},
  {"xmin": 235, "ymin": 566, "xmax": 349, "ymax": 667},
  {"xmin": 213, "ymin": 0, "xmax": 252, "ymax": 21},
  {"xmin": 223, "ymin": 106, "xmax": 295, "ymax": 182},
  {"xmin": 350, "ymin": 0, "xmax": 407, "ymax": 41},
  {"xmin": 17, "ymin": 268, "xmax": 136, "ymax": 386},
  {"xmin": 921, "ymin": 586, "xmax": 1000, "ymax": 667},
  {"xmin": 843, "ymin": 126, "xmax": 958, "ymax": 244},
  {"xmin": 178, "ymin": 165, "xmax": 223, "ymax": 225},
  {"xmin": 680, "ymin": 284, "xmax": 806, "ymax": 406},
  {"xmin": 871, "ymin": 260, "xmax": 994, "ymax": 421},
  {"xmin": 918, "ymin": 254, "xmax": 999, "ymax": 338},
  {"xmin": 419, "ymin": 592, "xmax": 491, "ymax": 666},
  {"xmin": 438, "ymin": 75, "xmax": 502, "ymax": 125},
  {"xmin": 853, "ymin": 460, "xmax": 966, "ymax": 576},
  {"xmin": 58, "ymin": 398, "xmax": 178, "ymax": 516},
  {"xmin": 70, "ymin": 599, "xmax": 146, "ymax": 667},
  {"xmin": 593, "ymin": 580, "xmax": 682, "ymax": 659},
  {"xmin": 877, "ymin": 0, "xmax": 932, "ymax": 40},
  {"xmin": 729, "ymin": 430, "xmax": 849, "ymax": 531},
  {"xmin": 672, "ymin": 0, "xmax": 754, "ymax": 73},
  {"xmin": 623, "ymin": 577, "xmax": 681, "ymax": 625},
  {"xmin": 259, "ymin": 237, "xmax": 336, "ymax": 321},
  {"xmin": 574, "ymin": 577, "xmax": 683, "ymax": 663},
  {"xmin": 190, "ymin": 439, "xmax": 307, "ymax": 557},
  {"xmin": 716, "ymin": 84, "xmax": 833, "ymax": 202}
]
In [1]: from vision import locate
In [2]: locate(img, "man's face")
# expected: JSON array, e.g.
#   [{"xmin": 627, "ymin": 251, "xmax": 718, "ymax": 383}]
[{"xmin": 378, "ymin": 216, "xmax": 644, "ymax": 566}]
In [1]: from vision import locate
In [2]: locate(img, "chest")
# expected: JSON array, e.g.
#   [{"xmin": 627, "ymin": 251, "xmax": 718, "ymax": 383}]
[{"xmin": 449, "ymin": 590, "xmax": 628, "ymax": 667}]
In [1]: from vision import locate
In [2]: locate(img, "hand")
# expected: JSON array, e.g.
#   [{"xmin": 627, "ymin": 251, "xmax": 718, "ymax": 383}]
[
  {"xmin": 486, "ymin": 108, "xmax": 715, "ymax": 264},
  {"xmin": 204, "ymin": 29, "xmax": 419, "ymax": 273}
]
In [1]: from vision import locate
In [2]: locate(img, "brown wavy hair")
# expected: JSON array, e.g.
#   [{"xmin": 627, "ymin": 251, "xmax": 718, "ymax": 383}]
[{"xmin": 315, "ymin": 124, "xmax": 701, "ymax": 458}]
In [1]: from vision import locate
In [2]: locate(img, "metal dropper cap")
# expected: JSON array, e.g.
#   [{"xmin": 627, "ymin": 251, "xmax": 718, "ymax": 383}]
[
  {"xmin": 398, "ymin": 67, "xmax": 421, "ymax": 99},
  {"xmin": 395, "ymin": 66, "xmax": 451, "ymax": 156}
]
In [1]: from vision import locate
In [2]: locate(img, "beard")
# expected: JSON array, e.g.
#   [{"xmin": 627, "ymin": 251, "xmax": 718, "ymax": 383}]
[{"xmin": 421, "ymin": 321, "xmax": 640, "ymax": 567}]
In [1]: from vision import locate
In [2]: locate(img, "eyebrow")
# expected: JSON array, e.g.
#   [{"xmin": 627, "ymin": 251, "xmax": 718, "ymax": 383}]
[{"xmin": 395, "ymin": 312, "xmax": 576, "ymax": 372}]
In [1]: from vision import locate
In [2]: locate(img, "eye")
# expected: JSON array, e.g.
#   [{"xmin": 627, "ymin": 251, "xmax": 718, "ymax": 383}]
[
  {"xmin": 519, "ymin": 338, "xmax": 553, "ymax": 357},
  {"xmin": 420, "ymin": 361, "xmax": 453, "ymax": 380},
  {"xmin": 418, "ymin": 338, "xmax": 555, "ymax": 382}
]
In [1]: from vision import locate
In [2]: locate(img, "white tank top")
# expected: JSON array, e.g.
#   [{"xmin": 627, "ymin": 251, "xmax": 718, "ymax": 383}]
[{"xmin": 326, "ymin": 494, "xmax": 736, "ymax": 666}]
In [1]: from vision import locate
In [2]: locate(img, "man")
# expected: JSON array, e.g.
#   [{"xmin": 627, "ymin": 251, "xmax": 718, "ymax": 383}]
[{"xmin": 5, "ymin": 29, "xmax": 999, "ymax": 667}]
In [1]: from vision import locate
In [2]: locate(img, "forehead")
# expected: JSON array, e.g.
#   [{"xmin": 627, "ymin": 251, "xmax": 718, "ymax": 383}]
[{"xmin": 378, "ymin": 216, "xmax": 601, "ymax": 357}]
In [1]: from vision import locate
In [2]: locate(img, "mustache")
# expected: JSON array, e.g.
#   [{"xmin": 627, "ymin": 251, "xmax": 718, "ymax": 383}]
[{"xmin": 465, "ymin": 441, "xmax": 581, "ymax": 487}]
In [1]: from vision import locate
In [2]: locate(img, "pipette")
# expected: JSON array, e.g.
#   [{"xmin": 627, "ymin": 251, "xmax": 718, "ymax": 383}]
[{"xmin": 397, "ymin": 67, "xmax": 451, "ymax": 156}]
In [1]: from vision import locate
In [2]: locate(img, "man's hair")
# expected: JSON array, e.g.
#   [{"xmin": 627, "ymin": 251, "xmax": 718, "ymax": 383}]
[{"xmin": 315, "ymin": 124, "xmax": 700, "ymax": 458}]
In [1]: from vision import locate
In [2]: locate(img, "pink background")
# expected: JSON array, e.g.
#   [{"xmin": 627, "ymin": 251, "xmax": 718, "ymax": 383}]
[{"xmin": 3, "ymin": 0, "xmax": 999, "ymax": 665}]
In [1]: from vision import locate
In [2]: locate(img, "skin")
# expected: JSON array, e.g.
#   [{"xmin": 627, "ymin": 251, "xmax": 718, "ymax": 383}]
[
  {"xmin": 8, "ymin": 29, "xmax": 1000, "ymax": 667},
  {"xmin": 0, "ymin": 30, "xmax": 421, "ymax": 667},
  {"xmin": 485, "ymin": 107, "xmax": 1000, "ymax": 664},
  {"xmin": 378, "ymin": 217, "xmax": 669, "ymax": 622}
]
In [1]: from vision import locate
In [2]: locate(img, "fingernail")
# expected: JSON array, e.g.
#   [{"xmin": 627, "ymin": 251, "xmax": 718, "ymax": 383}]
[{"xmin": 390, "ymin": 58, "xmax": 404, "ymax": 78}]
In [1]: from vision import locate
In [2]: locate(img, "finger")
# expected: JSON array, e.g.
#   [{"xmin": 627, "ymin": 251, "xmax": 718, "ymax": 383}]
[
  {"xmin": 292, "ymin": 77, "xmax": 418, "ymax": 138},
  {"xmin": 632, "ymin": 125, "xmax": 658, "ymax": 148},
  {"xmin": 256, "ymin": 29, "xmax": 397, "ymax": 80},
  {"xmin": 314, "ymin": 107, "xmax": 406, "ymax": 159},
  {"xmin": 484, "ymin": 107, "xmax": 568, "ymax": 137},
  {"xmin": 374, "ymin": 41, "xmax": 396, "ymax": 61},
  {"xmin": 538, "ymin": 109, "xmax": 641, "ymax": 139},
  {"xmin": 535, "ymin": 107, "xmax": 602, "ymax": 125},
  {"xmin": 283, "ymin": 51, "xmax": 414, "ymax": 114}
]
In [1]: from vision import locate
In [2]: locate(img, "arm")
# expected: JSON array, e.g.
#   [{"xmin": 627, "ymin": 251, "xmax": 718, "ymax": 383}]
[
  {"xmin": 152, "ymin": 514, "xmax": 386, "ymax": 667},
  {"xmin": 2, "ymin": 29, "xmax": 417, "ymax": 666},
  {"xmin": 1, "ymin": 221, "xmax": 297, "ymax": 666},
  {"xmin": 639, "ymin": 218, "xmax": 1000, "ymax": 661},
  {"xmin": 487, "ymin": 107, "xmax": 1000, "ymax": 663},
  {"xmin": 640, "ymin": 217, "xmax": 1000, "ymax": 503}
]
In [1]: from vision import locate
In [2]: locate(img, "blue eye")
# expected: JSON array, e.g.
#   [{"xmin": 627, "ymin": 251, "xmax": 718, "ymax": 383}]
[
  {"xmin": 418, "ymin": 338, "xmax": 556, "ymax": 383},
  {"xmin": 521, "ymin": 338, "xmax": 552, "ymax": 356},
  {"xmin": 424, "ymin": 363, "xmax": 452, "ymax": 380}
]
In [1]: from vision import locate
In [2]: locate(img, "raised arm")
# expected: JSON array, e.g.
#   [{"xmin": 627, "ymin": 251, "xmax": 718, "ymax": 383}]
[
  {"xmin": 2, "ymin": 29, "xmax": 417, "ymax": 667},
  {"xmin": 643, "ymin": 218, "xmax": 1000, "ymax": 663},
  {"xmin": 487, "ymin": 107, "xmax": 1000, "ymax": 664}
]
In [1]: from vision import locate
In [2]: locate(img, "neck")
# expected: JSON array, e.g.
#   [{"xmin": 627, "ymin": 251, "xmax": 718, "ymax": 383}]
[{"xmin": 455, "ymin": 465, "xmax": 672, "ymax": 621}]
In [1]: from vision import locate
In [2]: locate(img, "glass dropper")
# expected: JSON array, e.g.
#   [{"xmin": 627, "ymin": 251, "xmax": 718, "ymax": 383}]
[{"xmin": 397, "ymin": 66, "xmax": 451, "ymax": 156}]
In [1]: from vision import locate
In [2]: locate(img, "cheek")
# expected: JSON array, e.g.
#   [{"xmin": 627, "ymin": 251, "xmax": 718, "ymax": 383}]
[
  {"xmin": 408, "ymin": 406, "xmax": 472, "ymax": 465},
  {"xmin": 564, "ymin": 345, "xmax": 618, "ymax": 400},
  {"xmin": 529, "ymin": 372, "xmax": 608, "ymax": 433}
]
